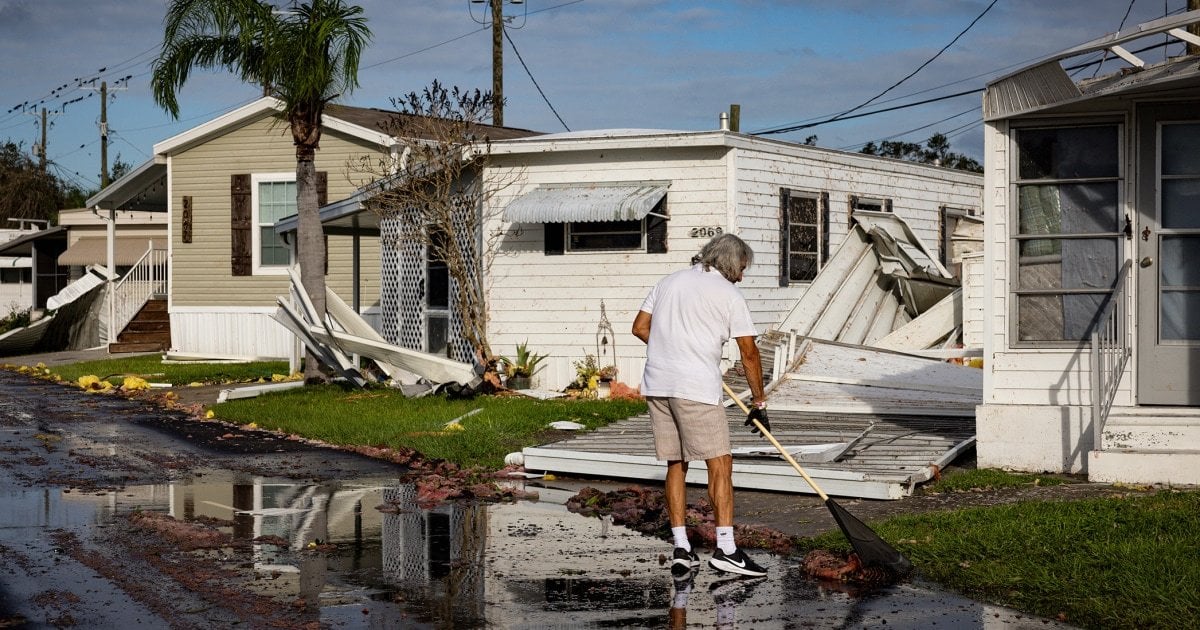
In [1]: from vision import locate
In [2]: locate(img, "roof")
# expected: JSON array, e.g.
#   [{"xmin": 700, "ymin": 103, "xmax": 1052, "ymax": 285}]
[
  {"xmin": 85, "ymin": 158, "xmax": 168, "ymax": 212},
  {"xmin": 323, "ymin": 104, "xmax": 540, "ymax": 142},
  {"xmin": 985, "ymin": 10, "xmax": 1200, "ymax": 121},
  {"xmin": 0, "ymin": 227, "xmax": 67, "ymax": 257}
]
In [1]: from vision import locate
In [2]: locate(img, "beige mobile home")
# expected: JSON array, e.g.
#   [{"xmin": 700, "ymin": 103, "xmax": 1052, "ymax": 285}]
[{"xmin": 976, "ymin": 11, "xmax": 1200, "ymax": 485}]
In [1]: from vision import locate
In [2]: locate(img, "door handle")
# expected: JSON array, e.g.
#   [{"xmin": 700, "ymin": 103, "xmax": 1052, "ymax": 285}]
[{"xmin": 1140, "ymin": 256, "xmax": 1153, "ymax": 268}]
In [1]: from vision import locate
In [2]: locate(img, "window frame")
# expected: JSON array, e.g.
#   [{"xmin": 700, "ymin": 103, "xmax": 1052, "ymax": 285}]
[
  {"xmin": 250, "ymin": 172, "xmax": 296, "ymax": 276},
  {"xmin": 780, "ymin": 188, "xmax": 828, "ymax": 285},
  {"xmin": 1007, "ymin": 118, "xmax": 1126, "ymax": 348}
]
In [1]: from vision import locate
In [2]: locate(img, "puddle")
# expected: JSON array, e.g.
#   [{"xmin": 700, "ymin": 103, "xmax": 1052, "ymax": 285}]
[{"xmin": 0, "ymin": 477, "xmax": 1073, "ymax": 628}]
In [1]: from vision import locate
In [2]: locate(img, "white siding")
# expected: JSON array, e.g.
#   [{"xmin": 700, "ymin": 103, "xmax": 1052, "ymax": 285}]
[
  {"xmin": 961, "ymin": 252, "xmax": 985, "ymax": 348},
  {"xmin": 170, "ymin": 307, "xmax": 293, "ymax": 358},
  {"xmin": 481, "ymin": 137, "xmax": 983, "ymax": 391}
]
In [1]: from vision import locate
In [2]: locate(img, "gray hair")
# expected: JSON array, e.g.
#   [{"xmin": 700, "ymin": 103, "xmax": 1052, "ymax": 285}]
[{"xmin": 693, "ymin": 233, "xmax": 753, "ymax": 282}]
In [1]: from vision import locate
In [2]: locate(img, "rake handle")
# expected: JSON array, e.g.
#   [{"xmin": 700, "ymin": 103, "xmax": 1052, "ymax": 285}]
[{"xmin": 722, "ymin": 381, "xmax": 830, "ymax": 502}]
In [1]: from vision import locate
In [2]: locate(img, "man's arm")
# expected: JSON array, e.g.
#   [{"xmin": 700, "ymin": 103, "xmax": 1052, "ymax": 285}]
[
  {"xmin": 632, "ymin": 311, "xmax": 652, "ymax": 344},
  {"xmin": 735, "ymin": 335, "xmax": 766, "ymax": 406}
]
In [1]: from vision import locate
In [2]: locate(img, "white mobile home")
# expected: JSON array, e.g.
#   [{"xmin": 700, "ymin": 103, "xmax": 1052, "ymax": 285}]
[
  {"xmin": 467, "ymin": 129, "xmax": 983, "ymax": 390},
  {"xmin": 976, "ymin": 11, "xmax": 1200, "ymax": 485}
]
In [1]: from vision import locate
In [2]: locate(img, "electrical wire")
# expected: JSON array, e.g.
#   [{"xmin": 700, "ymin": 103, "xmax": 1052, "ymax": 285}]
[
  {"xmin": 1093, "ymin": 0, "xmax": 1139, "ymax": 77},
  {"xmin": 503, "ymin": 29, "xmax": 570, "ymax": 131},
  {"xmin": 838, "ymin": 105, "xmax": 980, "ymax": 151},
  {"xmin": 755, "ymin": 0, "xmax": 998, "ymax": 136},
  {"xmin": 361, "ymin": 27, "xmax": 489, "ymax": 70}
]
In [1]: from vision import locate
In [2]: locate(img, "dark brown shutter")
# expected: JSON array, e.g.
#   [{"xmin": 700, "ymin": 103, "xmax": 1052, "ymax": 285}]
[
  {"xmin": 820, "ymin": 191, "xmax": 830, "ymax": 264},
  {"xmin": 884, "ymin": 198, "xmax": 893, "ymax": 213},
  {"xmin": 645, "ymin": 197, "xmax": 668, "ymax": 254},
  {"xmin": 181, "ymin": 196, "xmax": 193, "ymax": 244},
  {"xmin": 778, "ymin": 190, "xmax": 790, "ymax": 287},
  {"xmin": 544, "ymin": 223, "xmax": 564, "ymax": 255},
  {"xmin": 231, "ymin": 174, "xmax": 251, "ymax": 276}
]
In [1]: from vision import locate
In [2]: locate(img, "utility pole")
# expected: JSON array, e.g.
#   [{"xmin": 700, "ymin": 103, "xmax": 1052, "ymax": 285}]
[
  {"xmin": 38, "ymin": 108, "xmax": 47, "ymax": 172},
  {"xmin": 470, "ymin": 0, "xmax": 525, "ymax": 127},
  {"xmin": 491, "ymin": 0, "xmax": 504, "ymax": 127},
  {"xmin": 82, "ymin": 79, "xmax": 126, "ymax": 188},
  {"xmin": 1190, "ymin": 0, "xmax": 1200, "ymax": 56}
]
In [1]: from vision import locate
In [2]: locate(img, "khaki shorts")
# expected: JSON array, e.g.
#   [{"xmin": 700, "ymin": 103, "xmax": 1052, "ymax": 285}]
[{"xmin": 647, "ymin": 396, "xmax": 731, "ymax": 462}]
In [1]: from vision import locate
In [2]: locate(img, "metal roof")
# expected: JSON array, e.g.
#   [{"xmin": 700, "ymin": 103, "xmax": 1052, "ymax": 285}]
[
  {"xmin": 985, "ymin": 10, "xmax": 1200, "ymax": 121},
  {"xmin": 502, "ymin": 183, "xmax": 668, "ymax": 223}
]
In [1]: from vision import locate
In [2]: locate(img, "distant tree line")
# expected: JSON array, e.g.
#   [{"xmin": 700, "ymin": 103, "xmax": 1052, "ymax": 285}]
[
  {"xmin": 858, "ymin": 132, "xmax": 982, "ymax": 173},
  {"xmin": 0, "ymin": 140, "xmax": 131, "ymax": 228}
]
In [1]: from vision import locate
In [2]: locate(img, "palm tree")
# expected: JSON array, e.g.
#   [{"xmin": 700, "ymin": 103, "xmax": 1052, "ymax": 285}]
[{"xmin": 151, "ymin": 0, "xmax": 370, "ymax": 382}]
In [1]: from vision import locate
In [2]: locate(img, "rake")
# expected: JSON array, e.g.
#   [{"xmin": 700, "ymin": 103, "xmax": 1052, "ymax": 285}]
[{"xmin": 722, "ymin": 381, "xmax": 912, "ymax": 576}]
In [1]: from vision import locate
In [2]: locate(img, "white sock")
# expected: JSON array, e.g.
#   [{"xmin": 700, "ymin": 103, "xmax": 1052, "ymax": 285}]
[
  {"xmin": 672, "ymin": 526, "xmax": 691, "ymax": 551},
  {"xmin": 716, "ymin": 526, "xmax": 736, "ymax": 554}
]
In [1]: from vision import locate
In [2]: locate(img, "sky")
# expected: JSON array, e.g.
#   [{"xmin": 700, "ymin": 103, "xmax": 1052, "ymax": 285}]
[{"xmin": 0, "ymin": 0, "xmax": 1193, "ymax": 193}]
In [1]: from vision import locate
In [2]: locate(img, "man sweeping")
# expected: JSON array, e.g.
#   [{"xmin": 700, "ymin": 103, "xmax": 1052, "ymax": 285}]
[{"xmin": 632, "ymin": 233, "xmax": 770, "ymax": 578}]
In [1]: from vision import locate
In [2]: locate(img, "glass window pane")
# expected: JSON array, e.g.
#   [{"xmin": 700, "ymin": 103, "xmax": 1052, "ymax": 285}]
[
  {"xmin": 789, "ymin": 254, "xmax": 816, "ymax": 282},
  {"xmin": 570, "ymin": 220, "xmax": 640, "ymax": 234},
  {"xmin": 1018, "ymin": 182, "xmax": 1118, "ymax": 235},
  {"xmin": 1161, "ymin": 178, "xmax": 1200, "ymax": 229},
  {"xmin": 1017, "ymin": 126, "xmax": 1119, "ymax": 179},
  {"xmin": 426, "ymin": 263, "xmax": 449, "ymax": 308},
  {"xmin": 1162, "ymin": 123, "xmax": 1200, "ymax": 176},
  {"xmin": 1017, "ymin": 238, "xmax": 1119, "ymax": 290},
  {"xmin": 1161, "ymin": 290, "xmax": 1200, "ymax": 340},
  {"xmin": 789, "ymin": 197, "xmax": 817, "ymax": 224},
  {"xmin": 1161, "ymin": 236, "xmax": 1200, "ymax": 287},
  {"xmin": 1018, "ymin": 293, "xmax": 1106, "ymax": 341},
  {"xmin": 260, "ymin": 227, "xmax": 289, "ymax": 266},
  {"xmin": 427, "ymin": 315, "xmax": 448, "ymax": 356},
  {"xmin": 790, "ymin": 225, "xmax": 817, "ymax": 252}
]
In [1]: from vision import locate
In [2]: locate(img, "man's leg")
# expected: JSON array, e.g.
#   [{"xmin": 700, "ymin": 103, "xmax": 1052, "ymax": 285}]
[
  {"xmin": 666, "ymin": 460, "xmax": 689, "ymax": 527},
  {"xmin": 705, "ymin": 454, "xmax": 733, "ymax": 527}
]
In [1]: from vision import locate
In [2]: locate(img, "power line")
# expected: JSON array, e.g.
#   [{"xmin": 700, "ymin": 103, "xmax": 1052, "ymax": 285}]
[
  {"xmin": 839, "ymin": 105, "xmax": 980, "ymax": 151},
  {"xmin": 503, "ymin": 29, "xmax": 570, "ymax": 131},
  {"xmin": 361, "ymin": 26, "xmax": 489, "ymax": 70},
  {"xmin": 755, "ymin": 0, "xmax": 998, "ymax": 136}
]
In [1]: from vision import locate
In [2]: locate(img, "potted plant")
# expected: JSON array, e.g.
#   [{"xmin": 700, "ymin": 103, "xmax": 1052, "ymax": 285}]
[{"xmin": 499, "ymin": 341, "xmax": 547, "ymax": 390}]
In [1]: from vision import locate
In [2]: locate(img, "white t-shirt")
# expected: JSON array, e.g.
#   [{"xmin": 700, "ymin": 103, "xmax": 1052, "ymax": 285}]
[{"xmin": 639, "ymin": 264, "xmax": 758, "ymax": 404}]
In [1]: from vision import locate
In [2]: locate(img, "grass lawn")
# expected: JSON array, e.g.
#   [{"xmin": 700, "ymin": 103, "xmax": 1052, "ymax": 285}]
[
  {"xmin": 799, "ymin": 488, "xmax": 1199, "ymax": 629},
  {"xmin": 210, "ymin": 385, "xmax": 648, "ymax": 469}
]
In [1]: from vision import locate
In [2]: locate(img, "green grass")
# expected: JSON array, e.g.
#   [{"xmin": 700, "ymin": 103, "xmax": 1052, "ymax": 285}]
[
  {"xmin": 923, "ymin": 467, "xmax": 1068, "ymax": 493},
  {"xmin": 798, "ymin": 490, "xmax": 1200, "ymax": 629},
  {"xmin": 211, "ymin": 385, "xmax": 648, "ymax": 469},
  {"xmin": 40, "ymin": 355, "xmax": 292, "ymax": 387}
]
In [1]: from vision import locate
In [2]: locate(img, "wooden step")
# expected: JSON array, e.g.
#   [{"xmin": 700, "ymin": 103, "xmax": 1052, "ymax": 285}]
[
  {"xmin": 110, "ymin": 341, "xmax": 168, "ymax": 353},
  {"xmin": 124, "ymin": 320, "xmax": 171, "ymax": 333}
]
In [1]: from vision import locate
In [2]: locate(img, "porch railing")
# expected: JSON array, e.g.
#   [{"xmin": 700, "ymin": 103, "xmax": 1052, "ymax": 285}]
[
  {"xmin": 1091, "ymin": 259, "xmax": 1132, "ymax": 450},
  {"xmin": 110, "ymin": 243, "xmax": 168, "ymax": 341}
]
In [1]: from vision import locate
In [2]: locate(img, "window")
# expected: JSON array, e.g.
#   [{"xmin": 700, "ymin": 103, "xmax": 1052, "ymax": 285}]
[
  {"xmin": 426, "ymin": 229, "xmax": 450, "ymax": 356},
  {"xmin": 545, "ymin": 196, "xmax": 668, "ymax": 254},
  {"xmin": 252, "ymin": 174, "xmax": 295, "ymax": 273},
  {"xmin": 1011, "ymin": 123, "xmax": 1123, "ymax": 343},
  {"xmin": 780, "ymin": 189, "xmax": 829, "ymax": 284},
  {"xmin": 0, "ymin": 268, "xmax": 31, "ymax": 284},
  {"xmin": 940, "ymin": 206, "xmax": 977, "ymax": 278},
  {"xmin": 848, "ymin": 195, "xmax": 892, "ymax": 228}
]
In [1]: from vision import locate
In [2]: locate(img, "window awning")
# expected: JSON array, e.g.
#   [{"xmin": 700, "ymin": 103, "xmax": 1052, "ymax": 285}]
[
  {"xmin": 503, "ymin": 183, "xmax": 667, "ymax": 223},
  {"xmin": 58, "ymin": 236, "xmax": 160, "ymax": 267}
]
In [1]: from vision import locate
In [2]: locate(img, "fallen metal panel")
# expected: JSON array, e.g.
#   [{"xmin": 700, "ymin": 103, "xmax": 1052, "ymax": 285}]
[
  {"xmin": 309, "ymin": 327, "xmax": 478, "ymax": 386},
  {"xmin": 522, "ymin": 408, "xmax": 971, "ymax": 500},
  {"xmin": 324, "ymin": 288, "xmax": 418, "ymax": 384}
]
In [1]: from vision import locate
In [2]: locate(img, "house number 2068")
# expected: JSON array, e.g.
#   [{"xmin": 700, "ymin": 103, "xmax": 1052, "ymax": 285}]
[{"xmin": 689, "ymin": 226, "xmax": 724, "ymax": 238}]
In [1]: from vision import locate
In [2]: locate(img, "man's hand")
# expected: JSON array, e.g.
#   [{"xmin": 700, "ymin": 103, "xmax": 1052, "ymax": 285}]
[{"xmin": 745, "ymin": 408, "xmax": 770, "ymax": 435}]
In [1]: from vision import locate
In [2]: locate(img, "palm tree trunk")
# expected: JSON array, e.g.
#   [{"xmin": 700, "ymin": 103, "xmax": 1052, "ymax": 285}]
[{"xmin": 296, "ymin": 144, "xmax": 326, "ymax": 382}]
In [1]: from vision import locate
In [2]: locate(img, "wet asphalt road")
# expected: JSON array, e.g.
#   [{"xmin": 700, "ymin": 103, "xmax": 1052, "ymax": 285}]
[{"xmin": 0, "ymin": 370, "xmax": 1078, "ymax": 629}]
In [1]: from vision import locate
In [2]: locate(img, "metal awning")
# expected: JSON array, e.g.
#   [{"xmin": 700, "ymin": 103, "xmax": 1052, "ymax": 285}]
[
  {"xmin": 503, "ymin": 183, "xmax": 667, "ymax": 223},
  {"xmin": 58, "ymin": 236, "xmax": 158, "ymax": 267}
]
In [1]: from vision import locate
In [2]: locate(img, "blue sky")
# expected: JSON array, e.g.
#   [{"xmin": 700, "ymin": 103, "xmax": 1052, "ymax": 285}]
[{"xmin": 0, "ymin": 0, "xmax": 1192, "ymax": 193}]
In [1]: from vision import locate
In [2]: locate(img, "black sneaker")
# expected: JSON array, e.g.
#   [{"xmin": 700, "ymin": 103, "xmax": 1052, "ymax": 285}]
[
  {"xmin": 708, "ymin": 548, "xmax": 767, "ymax": 577},
  {"xmin": 670, "ymin": 547, "xmax": 700, "ymax": 576}
]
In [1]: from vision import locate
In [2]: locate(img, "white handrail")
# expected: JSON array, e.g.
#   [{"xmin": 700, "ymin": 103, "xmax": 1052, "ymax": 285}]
[
  {"xmin": 1091, "ymin": 259, "xmax": 1132, "ymax": 450},
  {"xmin": 110, "ymin": 242, "xmax": 168, "ymax": 341}
]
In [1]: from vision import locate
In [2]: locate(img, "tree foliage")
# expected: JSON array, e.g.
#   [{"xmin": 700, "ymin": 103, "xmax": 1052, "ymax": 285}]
[
  {"xmin": 355, "ymin": 81, "xmax": 519, "ymax": 365},
  {"xmin": 151, "ymin": 0, "xmax": 371, "ymax": 382},
  {"xmin": 0, "ymin": 141, "xmax": 63, "ymax": 225},
  {"xmin": 859, "ymin": 133, "xmax": 982, "ymax": 173}
]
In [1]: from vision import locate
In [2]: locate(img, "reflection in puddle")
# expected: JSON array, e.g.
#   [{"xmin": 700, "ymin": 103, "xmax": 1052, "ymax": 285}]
[{"xmin": 0, "ymin": 478, "xmax": 1073, "ymax": 628}]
